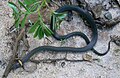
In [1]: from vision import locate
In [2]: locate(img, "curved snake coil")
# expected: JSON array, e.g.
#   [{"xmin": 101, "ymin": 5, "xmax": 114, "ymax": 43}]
[{"xmin": 12, "ymin": 5, "xmax": 112, "ymax": 69}]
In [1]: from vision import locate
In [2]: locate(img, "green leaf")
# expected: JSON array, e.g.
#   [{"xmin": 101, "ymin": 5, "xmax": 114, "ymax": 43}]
[
  {"xmin": 34, "ymin": 26, "xmax": 40, "ymax": 38},
  {"xmin": 38, "ymin": 26, "xmax": 44, "ymax": 39},
  {"xmin": 44, "ymin": 25, "xmax": 53, "ymax": 36},
  {"xmin": 53, "ymin": 12, "xmax": 66, "ymax": 17},
  {"xmin": 29, "ymin": 3, "xmax": 38, "ymax": 12},
  {"xmin": 8, "ymin": 2, "xmax": 19, "ymax": 14},
  {"xmin": 52, "ymin": 12, "xmax": 67, "ymax": 30},
  {"xmin": 53, "ymin": 12, "xmax": 67, "ymax": 21},
  {"xmin": 18, "ymin": 0, "xmax": 30, "ymax": 13},
  {"xmin": 21, "ymin": 14, "xmax": 28, "ymax": 28},
  {"xmin": 13, "ymin": 13, "xmax": 19, "ymax": 20},
  {"xmin": 28, "ymin": 21, "xmax": 39, "ymax": 33},
  {"xmin": 14, "ymin": 18, "xmax": 20, "ymax": 28},
  {"xmin": 55, "ymin": 21, "xmax": 61, "ymax": 30},
  {"xmin": 57, "ymin": 13, "xmax": 67, "ymax": 20},
  {"xmin": 24, "ymin": 0, "xmax": 37, "ymax": 6}
]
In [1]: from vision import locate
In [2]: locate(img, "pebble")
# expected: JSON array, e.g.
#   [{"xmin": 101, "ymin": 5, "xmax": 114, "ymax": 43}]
[
  {"xmin": 23, "ymin": 62, "xmax": 37, "ymax": 73},
  {"xmin": 82, "ymin": 54, "xmax": 93, "ymax": 61},
  {"xmin": 104, "ymin": 12, "xmax": 112, "ymax": 20}
]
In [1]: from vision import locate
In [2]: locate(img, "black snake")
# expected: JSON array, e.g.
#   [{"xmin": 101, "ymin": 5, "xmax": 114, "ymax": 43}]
[{"xmin": 12, "ymin": 5, "xmax": 112, "ymax": 69}]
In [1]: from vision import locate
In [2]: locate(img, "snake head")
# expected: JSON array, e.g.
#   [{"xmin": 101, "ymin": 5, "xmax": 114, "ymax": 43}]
[{"xmin": 110, "ymin": 35, "xmax": 120, "ymax": 46}]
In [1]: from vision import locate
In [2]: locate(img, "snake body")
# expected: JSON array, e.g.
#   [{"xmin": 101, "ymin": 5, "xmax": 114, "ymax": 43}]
[{"xmin": 12, "ymin": 5, "xmax": 111, "ymax": 69}]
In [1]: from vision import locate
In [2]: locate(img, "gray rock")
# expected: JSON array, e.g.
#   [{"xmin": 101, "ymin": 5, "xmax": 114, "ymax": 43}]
[{"xmin": 104, "ymin": 12, "xmax": 112, "ymax": 20}]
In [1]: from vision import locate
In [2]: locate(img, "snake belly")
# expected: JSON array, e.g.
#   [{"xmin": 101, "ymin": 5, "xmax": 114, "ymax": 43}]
[{"xmin": 12, "ymin": 5, "xmax": 99, "ymax": 69}]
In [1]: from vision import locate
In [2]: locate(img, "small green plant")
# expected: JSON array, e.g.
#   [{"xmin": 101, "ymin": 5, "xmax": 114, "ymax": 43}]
[{"xmin": 8, "ymin": 0, "xmax": 67, "ymax": 39}]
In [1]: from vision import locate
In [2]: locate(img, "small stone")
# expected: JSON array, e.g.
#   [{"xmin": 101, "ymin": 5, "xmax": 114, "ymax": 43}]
[
  {"xmin": 104, "ymin": 12, "xmax": 112, "ymax": 20},
  {"xmin": 23, "ymin": 62, "xmax": 37, "ymax": 73},
  {"xmin": 82, "ymin": 54, "xmax": 93, "ymax": 61}
]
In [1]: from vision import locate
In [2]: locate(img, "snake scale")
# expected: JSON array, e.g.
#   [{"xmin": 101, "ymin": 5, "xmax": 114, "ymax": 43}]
[{"xmin": 12, "ymin": 5, "xmax": 112, "ymax": 69}]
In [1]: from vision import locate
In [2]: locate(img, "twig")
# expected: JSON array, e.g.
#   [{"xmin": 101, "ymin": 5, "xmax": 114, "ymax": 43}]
[{"xmin": 2, "ymin": 28, "xmax": 25, "ymax": 78}]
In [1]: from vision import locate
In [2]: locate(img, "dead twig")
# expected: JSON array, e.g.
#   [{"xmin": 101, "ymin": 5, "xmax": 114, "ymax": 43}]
[{"xmin": 2, "ymin": 28, "xmax": 25, "ymax": 78}]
